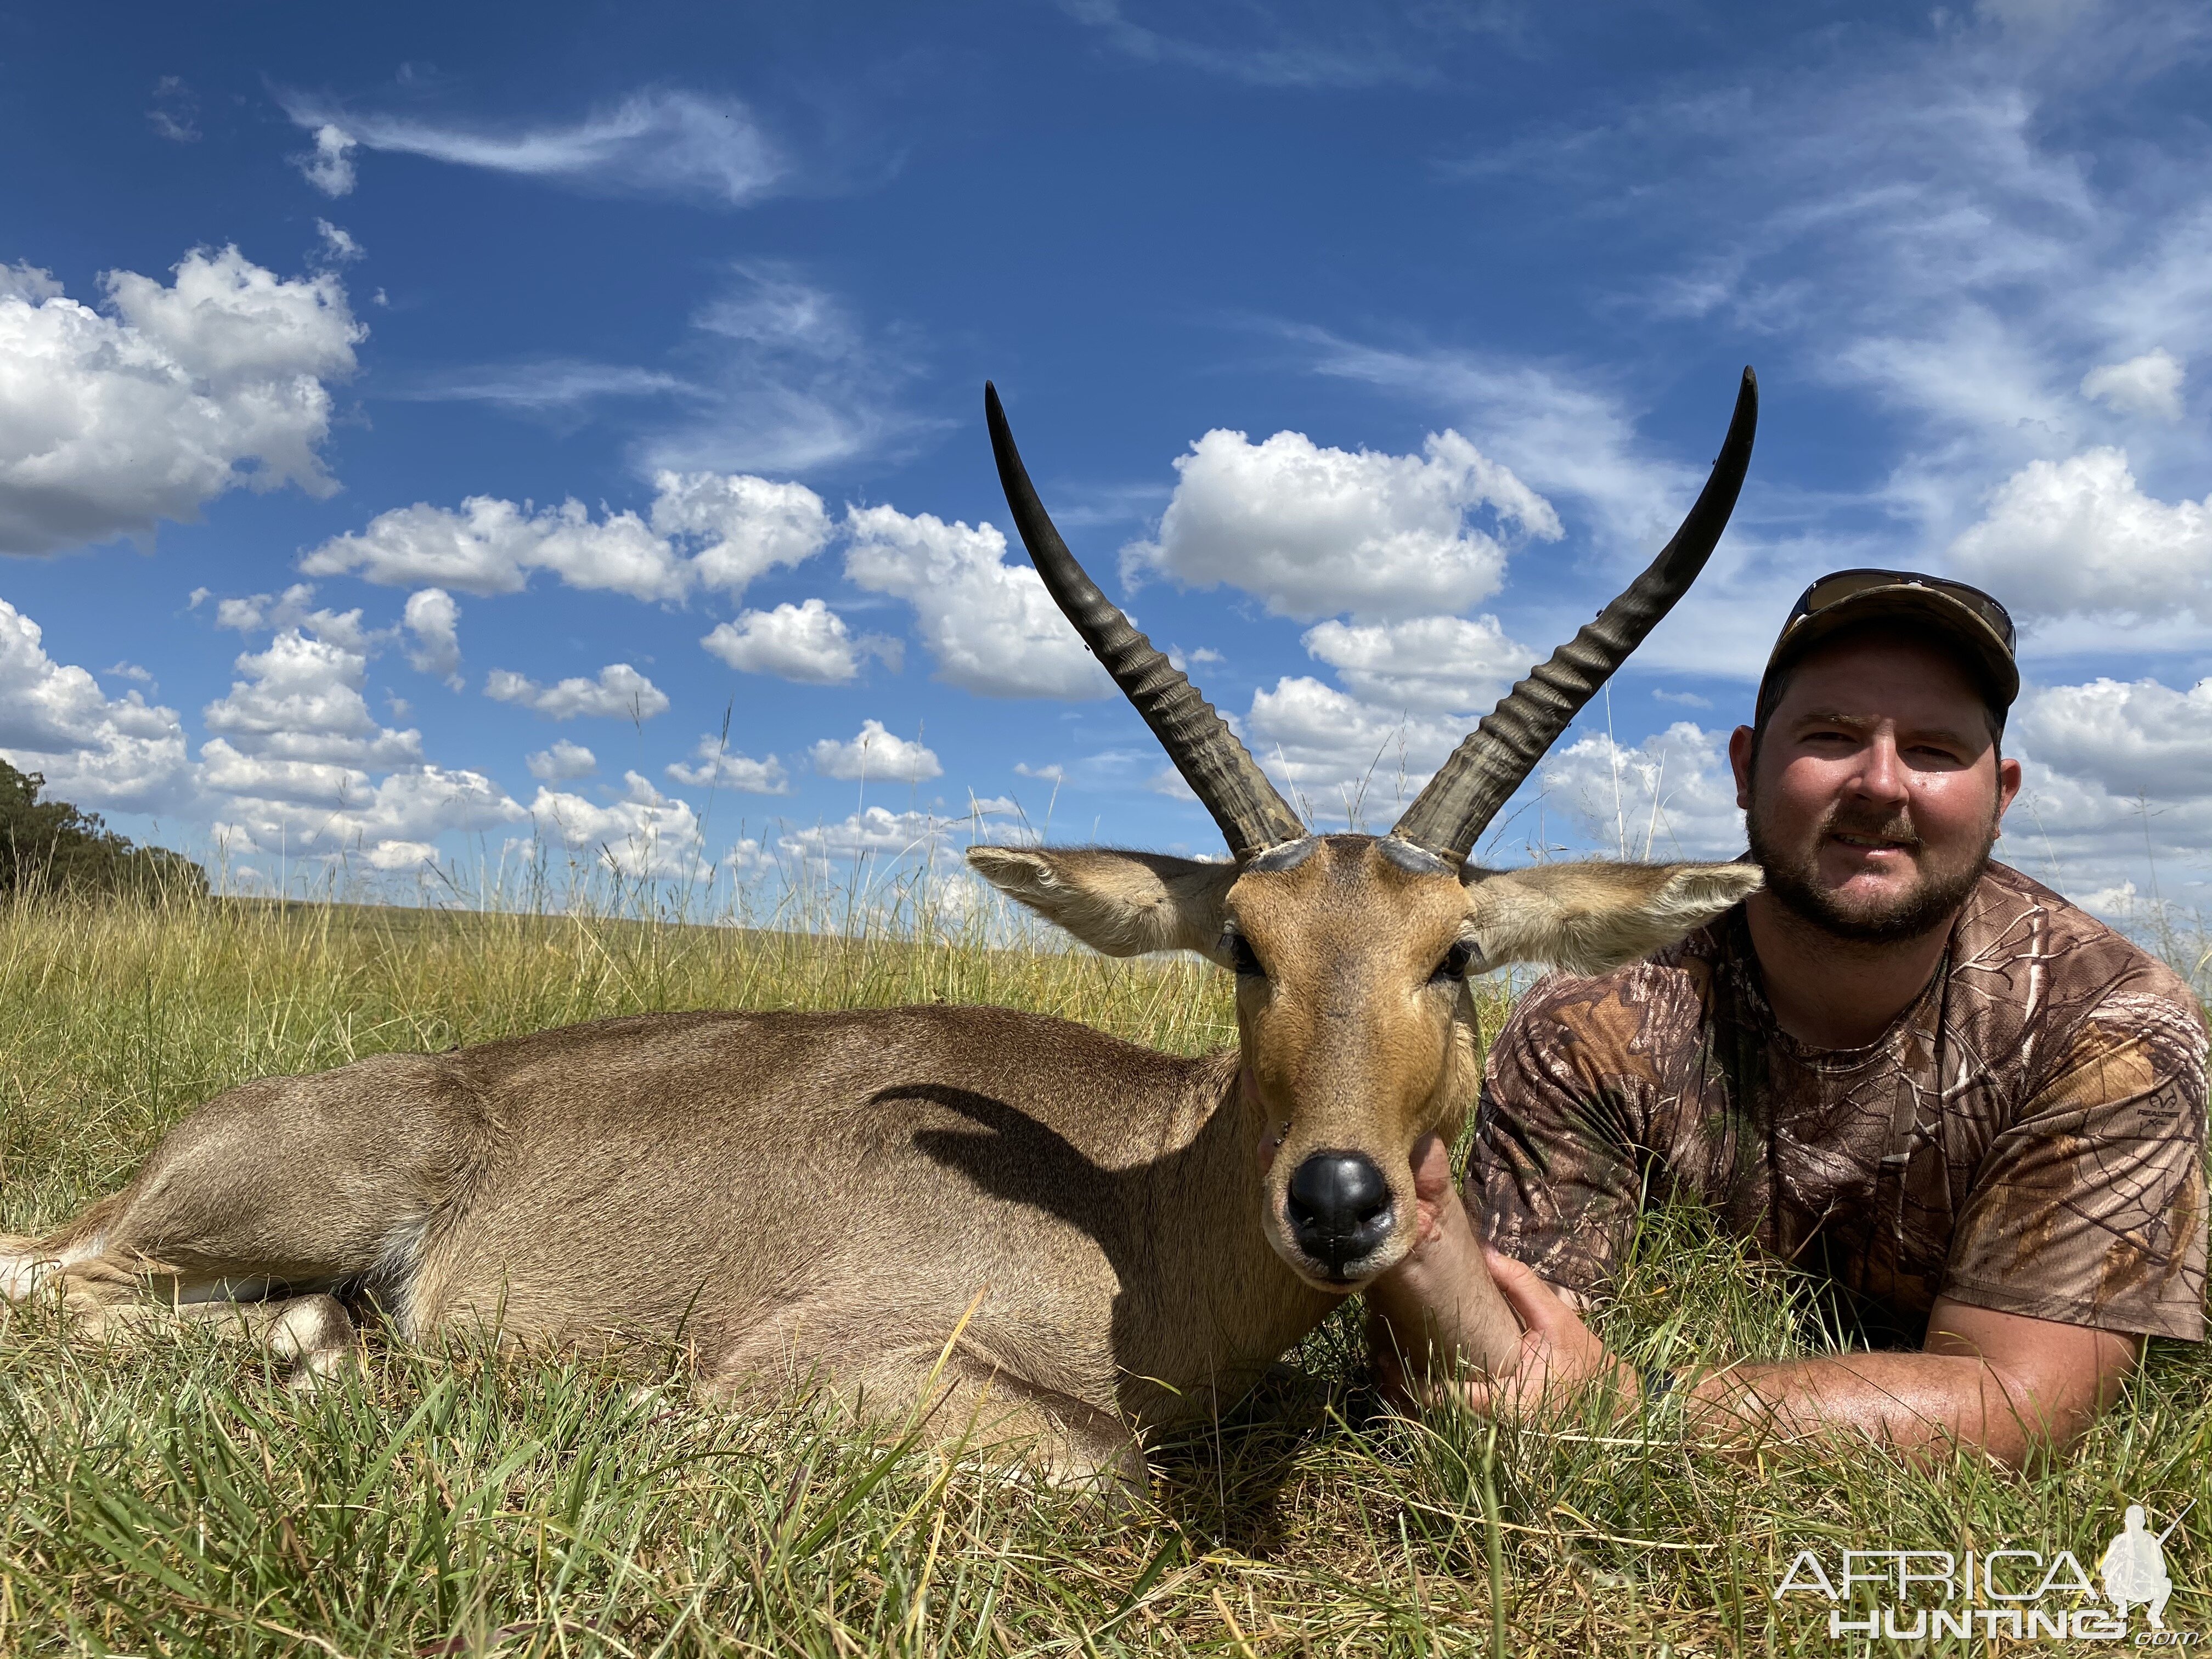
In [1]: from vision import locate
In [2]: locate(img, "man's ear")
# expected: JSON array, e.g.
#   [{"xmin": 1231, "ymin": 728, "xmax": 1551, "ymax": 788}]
[
  {"xmin": 1468, "ymin": 860, "xmax": 1763, "ymax": 977},
  {"xmin": 967, "ymin": 847, "xmax": 1237, "ymax": 960}
]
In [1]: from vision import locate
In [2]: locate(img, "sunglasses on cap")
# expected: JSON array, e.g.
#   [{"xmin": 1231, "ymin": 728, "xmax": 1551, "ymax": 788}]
[{"xmin": 1782, "ymin": 568, "xmax": 2016, "ymax": 653}]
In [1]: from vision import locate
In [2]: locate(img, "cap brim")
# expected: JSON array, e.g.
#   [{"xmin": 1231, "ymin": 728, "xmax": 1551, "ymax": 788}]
[{"xmin": 1764, "ymin": 585, "xmax": 2019, "ymax": 710}]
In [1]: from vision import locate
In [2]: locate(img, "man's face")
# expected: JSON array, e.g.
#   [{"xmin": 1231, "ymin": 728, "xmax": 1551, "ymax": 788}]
[{"xmin": 1729, "ymin": 634, "xmax": 2023, "ymax": 942}]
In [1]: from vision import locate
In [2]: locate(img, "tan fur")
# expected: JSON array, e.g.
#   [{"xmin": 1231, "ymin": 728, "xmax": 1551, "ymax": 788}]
[
  {"xmin": 1470, "ymin": 860, "xmax": 1768, "ymax": 978},
  {"xmin": 2, "ymin": 843, "xmax": 1756, "ymax": 1484},
  {"xmin": 966, "ymin": 848, "xmax": 1237, "ymax": 961},
  {"xmin": 986, "ymin": 839, "xmax": 1762, "ymax": 1304}
]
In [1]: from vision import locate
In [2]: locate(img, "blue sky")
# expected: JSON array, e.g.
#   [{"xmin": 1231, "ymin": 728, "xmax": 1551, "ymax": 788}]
[{"xmin": 3, "ymin": 0, "xmax": 2209, "ymax": 915}]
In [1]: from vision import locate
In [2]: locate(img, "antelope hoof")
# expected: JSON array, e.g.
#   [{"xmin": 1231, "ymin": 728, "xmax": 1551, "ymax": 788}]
[
  {"xmin": 268, "ymin": 1296, "xmax": 361, "ymax": 1391},
  {"xmin": 0, "ymin": 1236, "xmax": 52, "ymax": 1302}
]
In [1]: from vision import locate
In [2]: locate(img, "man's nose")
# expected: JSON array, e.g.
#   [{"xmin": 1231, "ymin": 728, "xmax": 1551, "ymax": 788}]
[{"xmin": 1852, "ymin": 734, "xmax": 1909, "ymax": 803}]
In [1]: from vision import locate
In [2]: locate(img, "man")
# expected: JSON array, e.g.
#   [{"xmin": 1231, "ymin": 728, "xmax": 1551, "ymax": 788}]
[{"xmin": 1370, "ymin": 569, "xmax": 2208, "ymax": 1465}]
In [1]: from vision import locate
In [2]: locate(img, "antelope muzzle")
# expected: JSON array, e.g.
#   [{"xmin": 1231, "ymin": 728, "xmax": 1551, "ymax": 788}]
[{"xmin": 1285, "ymin": 1149, "xmax": 1395, "ymax": 1279}]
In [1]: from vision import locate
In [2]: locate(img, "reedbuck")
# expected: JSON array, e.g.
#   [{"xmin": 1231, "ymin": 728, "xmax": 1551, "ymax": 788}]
[{"xmin": 2, "ymin": 371, "xmax": 1760, "ymax": 1485}]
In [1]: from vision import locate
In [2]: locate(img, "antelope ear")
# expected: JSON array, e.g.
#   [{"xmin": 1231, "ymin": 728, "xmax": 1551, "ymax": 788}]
[
  {"xmin": 967, "ymin": 847, "xmax": 1237, "ymax": 960},
  {"xmin": 1468, "ymin": 860, "xmax": 1763, "ymax": 977}
]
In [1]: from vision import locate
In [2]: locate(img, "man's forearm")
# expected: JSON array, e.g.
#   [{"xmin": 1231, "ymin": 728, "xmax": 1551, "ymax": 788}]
[
  {"xmin": 1367, "ymin": 1141, "xmax": 1529, "ymax": 1391},
  {"xmin": 1673, "ymin": 1352, "xmax": 2080, "ymax": 1468},
  {"xmin": 1367, "ymin": 1236, "xmax": 1523, "ymax": 1386}
]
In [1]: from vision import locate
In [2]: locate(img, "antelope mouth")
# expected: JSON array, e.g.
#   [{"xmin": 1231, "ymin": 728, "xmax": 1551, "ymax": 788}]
[{"xmin": 1279, "ymin": 1227, "xmax": 1409, "ymax": 1290}]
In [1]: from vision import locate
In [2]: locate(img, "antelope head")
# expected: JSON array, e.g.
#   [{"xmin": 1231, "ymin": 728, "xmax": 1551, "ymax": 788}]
[{"xmin": 968, "ymin": 374, "xmax": 1764, "ymax": 1291}]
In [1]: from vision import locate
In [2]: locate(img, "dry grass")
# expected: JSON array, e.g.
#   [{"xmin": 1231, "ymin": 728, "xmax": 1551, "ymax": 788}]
[{"xmin": 0, "ymin": 889, "xmax": 2205, "ymax": 1656}]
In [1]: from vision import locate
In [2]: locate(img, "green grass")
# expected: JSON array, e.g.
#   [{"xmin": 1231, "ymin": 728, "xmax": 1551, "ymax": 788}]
[{"xmin": 1, "ymin": 891, "xmax": 2205, "ymax": 1655}]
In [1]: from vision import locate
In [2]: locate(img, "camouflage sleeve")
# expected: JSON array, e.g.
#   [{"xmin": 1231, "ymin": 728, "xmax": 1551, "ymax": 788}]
[
  {"xmin": 1465, "ymin": 974, "xmax": 1654, "ymax": 1298},
  {"xmin": 1943, "ymin": 986, "xmax": 2209, "ymax": 1340}
]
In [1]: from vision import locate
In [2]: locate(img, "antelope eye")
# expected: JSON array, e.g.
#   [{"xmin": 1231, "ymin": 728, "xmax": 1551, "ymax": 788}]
[
  {"xmin": 1431, "ymin": 941, "xmax": 1477, "ymax": 983},
  {"xmin": 1224, "ymin": 932, "xmax": 1266, "ymax": 978}
]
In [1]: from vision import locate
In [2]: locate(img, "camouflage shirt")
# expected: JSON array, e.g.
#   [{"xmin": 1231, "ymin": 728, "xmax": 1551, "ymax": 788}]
[{"xmin": 1469, "ymin": 862, "xmax": 2208, "ymax": 1342}]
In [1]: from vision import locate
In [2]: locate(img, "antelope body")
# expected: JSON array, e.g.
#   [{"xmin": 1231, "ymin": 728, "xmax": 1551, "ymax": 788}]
[{"xmin": 1, "ymin": 373, "xmax": 1762, "ymax": 1484}]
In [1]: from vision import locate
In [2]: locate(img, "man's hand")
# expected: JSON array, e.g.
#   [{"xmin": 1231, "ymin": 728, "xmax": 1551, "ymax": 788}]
[
  {"xmin": 1451, "ymin": 1247, "xmax": 1637, "ymax": 1418},
  {"xmin": 1366, "ymin": 1135, "xmax": 1602, "ymax": 1404}
]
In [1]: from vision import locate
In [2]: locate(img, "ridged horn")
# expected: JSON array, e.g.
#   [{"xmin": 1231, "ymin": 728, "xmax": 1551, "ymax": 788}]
[
  {"xmin": 1391, "ymin": 366, "xmax": 1759, "ymax": 862},
  {"xmin": 985, "ymin": 382, "xmax": 1306, "ymax": 862}
]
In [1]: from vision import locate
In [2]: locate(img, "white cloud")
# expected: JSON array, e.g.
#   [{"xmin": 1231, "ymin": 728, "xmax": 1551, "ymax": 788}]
[
  {"xmin": 700, "ymin": 598, "xmax": 898, "ymax": 684},
  {"xmin": 484, "ymin": 663, "xmax": 668, "ymax": 721},
  {"xmin": 313, "ymin": 219, "xmax": 364, "ymax": 265},
  {"xmin": 402, "ymin": 588, "xmax": 462, "ymax": 687},
  {"xmin": 663, "ymin": 735, "xmax": 791, "ymax": 793},
  {"xmin": 303, "ymin": 494, "xmax": 690, "ymax": 602},
  {"xmin": 1975, "ymin": 0, "xmax": 2102, "ymax": 30},
  {"xmin": 0, "ymin": 246, "xmax": 362, "ymax": 555},
  {"xmin": 148, "ymin": 77, "xmax": 200, "ymax": 144},
  {"xmin": 531, "ymin": 771, "xmax": 706, "ymax": 880},
  {"xmin": 364, "ymin": 839, "xmax": 439, "ymax": 871},
  {"xmin": 810, "ymin": 719, "xmax": 942, "ymax": 784},
  {"xmin": 526, "ymin": 738, "xmax": 597, "ymax": 781},
  {"xmin": 1417, "ymin": 4, "xmax": 2212, "ymax": 573},
  {"xmin": 294, "ymin": 125, "xmax": 357, "ymax": 196},
  {"xmin": 2001, "ymin": 756, "xmax": 2212, "ymax": 904},
  {"xmin": 1149, "ymin": 766, "xmax": 1197, "ymax": 802},
  {"xmin": 212, "ymin": 582, "xmax": 379, "ymax": 653},
  {"xmin": 1057, "ymin": 0, "xmax": 1513, "ymax": 89},
  {"xmin": 783, "ymin": 806, "xmax": 929, "ymax": 861},
  {"xmin": 1124, "ymin": 427, "xmax": 1558, "ymax": 622},
  {"xmin": 2013, "ymin": 677, "xmax": 2212, "ymax": 799},
  {"xmin": 202, "ymin": 629, "xmax": 421, "ymax": 768},
  {"xmin": 407, "ymin": 360, "xmax": 691, "ymax": 411},
  {"xmin": 216, "ymin": 764, "xmax": 526, "ymax": 859},
  {"xmin": 640, "ymin": 265, "xmax": 923, "ymax": 475},
  {"xmin": 774, "ymin": 809, "xmax": 1013, "ymax": 871},
  {"xmin": 406, "ymin": 266, "xmax": 920, "ymax": 476},
  {"xmin": 280, "ymin": 90, "xmax": 783, "ymax": 208},
  {"xmin": 1539, "ymin": 723, "xmax": 1746, "ymax": 861},
  {"xmin": 0, "ymin": 597, "xmax": 191, "ymax": 811},
  {"xmin": 2080, "ymin": 348, "xmax": 2185, "ymax": 422},
  {"xmin": 2074, "ymin": 878, "xmax": 2140, "ymax": 919},
  {"xmin": 722, "ymin": 837, "xmax": 772, "ymax": 874},
  {"xmin": 1291, "ymin": 332, "xmax": 1703, "ymax": 565},
  {"xmin": 1243, "ymin": 676, "xmax": 1462, "ymax": 823},
  {"xmin": 843, "ymin": 505, "xmax": 1111, "ymax": 699},
  {"xmin": 301, "ymin": 469, "xmax": 831, "ymax": 603},
  {"xmin": 196, "ymin": 739, "xmax": 368, "ymax": 810},
  {"xmin": 1300, "ymin": 614, "xmax": 1532, "ymax": 713},
  {"xmin": 1949, "ymin": 448, "xmax": 2212, "ymax": 620},
  {"xmin": 648, "ymin": 470, "xmax": 831, "ymax": 594},
  {"xmin": 1285, "ymin": 330, "xmax": 1812, "ymax": 684}
]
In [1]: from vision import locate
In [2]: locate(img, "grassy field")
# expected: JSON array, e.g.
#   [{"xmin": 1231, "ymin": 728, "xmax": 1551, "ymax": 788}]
[{"xmin": 0, "ymin": 890, "xmax": 2205, "ymax": 1656}]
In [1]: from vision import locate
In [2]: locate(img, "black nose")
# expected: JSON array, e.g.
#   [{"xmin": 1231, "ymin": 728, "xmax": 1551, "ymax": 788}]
[{"xmin": 1286, "ymin": 1152, "xmax": 1393, "ymax": 1276}]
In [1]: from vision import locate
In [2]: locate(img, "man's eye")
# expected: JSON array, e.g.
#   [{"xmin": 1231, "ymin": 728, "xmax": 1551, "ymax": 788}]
[
  {"xmin": 1431, "ymin": 941, "xmax": 1477, "ymax": 983},
  {"xmin": 1226, "ymin": 934, "xmax": 1266, "ymax": 978}
]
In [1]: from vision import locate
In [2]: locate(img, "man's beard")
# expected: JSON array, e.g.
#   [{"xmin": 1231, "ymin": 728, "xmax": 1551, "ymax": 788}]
[{"xmin": 1746, "ymin": 796, "xmax": 1995, "ymax": 944}]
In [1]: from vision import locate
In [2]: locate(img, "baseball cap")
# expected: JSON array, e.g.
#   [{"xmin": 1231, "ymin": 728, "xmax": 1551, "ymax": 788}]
[{"xmin": 1759, "ymin": 568, "xmax": 2019, "ymax": 721}]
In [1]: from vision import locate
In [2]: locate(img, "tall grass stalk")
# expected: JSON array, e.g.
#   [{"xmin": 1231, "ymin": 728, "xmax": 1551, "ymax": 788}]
[{"xmin": 1, "ymin": 887, "xmax": 2205, "ymax": 1655}]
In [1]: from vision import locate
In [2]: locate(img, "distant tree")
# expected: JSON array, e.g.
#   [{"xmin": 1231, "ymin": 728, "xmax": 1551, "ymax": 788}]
[{"xmin": 0, "ymin": 759, "xmax": 208, "ymax": 900}]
